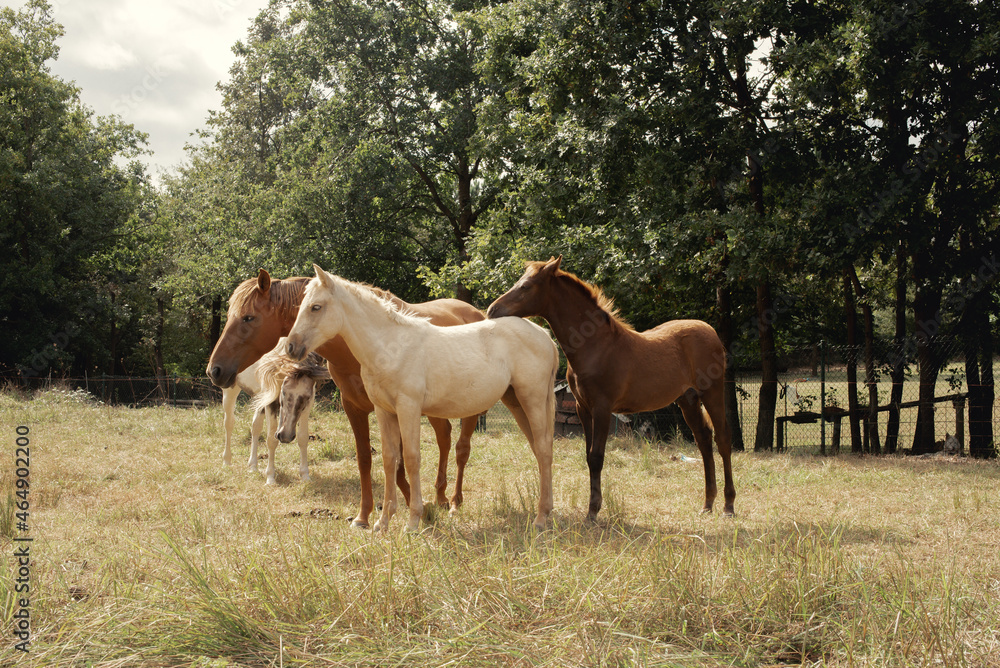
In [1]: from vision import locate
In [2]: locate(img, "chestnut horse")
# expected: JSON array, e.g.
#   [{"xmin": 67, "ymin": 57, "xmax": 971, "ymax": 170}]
[
  {"xmin": 286, "ymin": 265, "xmax": 558, "ymax": 532},
  {"xmin": 206, "ymin": 270, "xmax": 484, "ymax": 527},
  {"xmin": 487, "ymin": 256, "xmax": 736, "ymax": 519}
]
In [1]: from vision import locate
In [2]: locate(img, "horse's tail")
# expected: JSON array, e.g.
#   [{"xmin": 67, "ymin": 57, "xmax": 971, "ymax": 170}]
[
  {"xmin": 701, "ymin": 404, "xmax": 713, "ymax": 433},
  {"xmin": 546, "ymin": 345, "xmax": 558, "ymax": 444}
]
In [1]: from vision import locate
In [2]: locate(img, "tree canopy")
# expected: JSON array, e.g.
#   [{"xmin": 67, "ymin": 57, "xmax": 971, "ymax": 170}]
[{"xmin": 3, "ymin": 0, "xmax": 997, "ymax": 454}]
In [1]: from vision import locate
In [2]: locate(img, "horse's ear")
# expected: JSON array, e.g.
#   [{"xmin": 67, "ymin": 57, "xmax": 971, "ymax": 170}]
[
  {"xmin": 543, "ymin": 255, "xmax": 563, "ymax": 274},
  {"xmin": 257, "ymin": 269, "xmax": 271, "ymax": 294},
  {"xmin": 312, "ymin": 263, "xmax": 331, "ymax": 286}
]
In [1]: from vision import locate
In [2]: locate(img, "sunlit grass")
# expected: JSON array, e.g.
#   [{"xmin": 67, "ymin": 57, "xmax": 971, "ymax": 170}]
[{"xmin": 2, "ymin": 388, "xmax": 999, "ymax": 666}]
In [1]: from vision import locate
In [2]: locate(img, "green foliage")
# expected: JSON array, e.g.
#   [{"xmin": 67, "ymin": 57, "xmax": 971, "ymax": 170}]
[{"xmin": 0, "ymin": 0, "xmax": 153, "ymax": 377}]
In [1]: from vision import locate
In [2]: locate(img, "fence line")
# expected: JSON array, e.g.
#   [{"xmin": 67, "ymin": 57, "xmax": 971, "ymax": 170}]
[{"xmin": 5, "ymin": 335, "xmax": 996, "ymax": 455}]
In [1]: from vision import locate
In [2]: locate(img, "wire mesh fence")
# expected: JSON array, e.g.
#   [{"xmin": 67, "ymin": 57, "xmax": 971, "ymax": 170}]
[
  {"xmin": 5, "ymin": 335, "xmax": 996, "ymax": 456},
  {"xmin": 731, "ymin": 336, "xmax": 996, "ymax": 454}
]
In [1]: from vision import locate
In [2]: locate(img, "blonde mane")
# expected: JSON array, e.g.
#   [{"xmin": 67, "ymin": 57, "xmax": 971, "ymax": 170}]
[
  {"xmin": 526, "ymin": 261, "xmax": 635, "ymax": 332},
  {"xmin": 228, "ymin": 276, "xmax": 310, "ymax": 319},
  {"xmin": 310, "ymin": 274, "xmax": 428, "ymax": 324},
  {"xmin": 252, "ymin": 343, "xmax": 329, "ymax": 412}
]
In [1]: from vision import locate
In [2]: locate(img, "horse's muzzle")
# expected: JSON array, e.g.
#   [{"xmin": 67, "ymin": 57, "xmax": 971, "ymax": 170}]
[
  {"xmin": 286, "ymin": 338, "xmax": 307, "ymax": 361},
  {"xmin": 207, "ymin": 364, "xmax": 236, "ymax": 388},
  {"xmin": 485, "ymin": 303, "xmax": 506, "ymax": 319}
]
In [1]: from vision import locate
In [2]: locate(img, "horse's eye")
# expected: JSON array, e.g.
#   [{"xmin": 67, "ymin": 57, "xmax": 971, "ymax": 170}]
[
  {"xmin": 311, "ymin": 304, "xmax": 322, "ymax": 311},
  {"xmin": 242, "ymin": 315, "xmax": 255, "ymax": 323}
]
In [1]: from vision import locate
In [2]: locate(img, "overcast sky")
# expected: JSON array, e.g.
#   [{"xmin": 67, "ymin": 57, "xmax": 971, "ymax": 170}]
[{"xmin": 5, "ymin": 0, "xmax": 271, "ymax": 179}]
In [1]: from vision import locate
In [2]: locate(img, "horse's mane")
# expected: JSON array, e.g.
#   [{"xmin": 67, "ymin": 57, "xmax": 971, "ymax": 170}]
[
  {"xmin": 228, "ymin": 276, "xmax": 311, "ymax": 318},
  {"xmin": 313, "ymin": 274, "xmax": 427, "ymax": 324},
  {"xmin": 527, "ymin": 261, "xmax": 635, "ymax": 332},
  {"xmin": 252, "ymin": 342, "xmax": 329, "ymax": 412}
]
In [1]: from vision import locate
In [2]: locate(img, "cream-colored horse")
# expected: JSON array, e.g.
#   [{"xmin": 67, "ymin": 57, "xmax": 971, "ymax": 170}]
[{"xmin": 286, "ymin": 265, "xmax": 559, "ymax": 532}]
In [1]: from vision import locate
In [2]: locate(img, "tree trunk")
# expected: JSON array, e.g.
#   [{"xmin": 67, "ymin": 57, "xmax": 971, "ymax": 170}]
[
  {"xmin": 754, "ymin": 280, "xmax": 778, "ymax": 452},
  {"xmin": 850, "ymin": 266, "xmax": 881, "ymax": 454},
  {"xmin": 911, "ymin": 251, "xmax": 943, "ymax": 455},
  {"xmin": 154, "ymin": 297, "xmax": 167, "ymax": 399},
  {"xmin": 209, "ymin": 295, "xmax": 222, "ymax": 351},
  {"xmin": 717, "ymin": 282, "xmax": 745, "ymax": 451},
  {"xmin": 963, "ymin": 284, "xmax": 996, "ymax": 459},
  {"xmin": 843, "ymin": 271, "xmax": 862, "ymax": 453},
  {"xmin": 885, "ymin": 242, "xmax": 907, "ymax": 454}
]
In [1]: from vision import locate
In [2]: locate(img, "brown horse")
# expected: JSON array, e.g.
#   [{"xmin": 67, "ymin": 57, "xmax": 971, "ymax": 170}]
[
  {"xmin": 486, "ymin": 256, "xmax": 736, "ymax": 519},
  {"xmin": 206, "ymin": 269, "xmax": 484, "ymax": 527}
]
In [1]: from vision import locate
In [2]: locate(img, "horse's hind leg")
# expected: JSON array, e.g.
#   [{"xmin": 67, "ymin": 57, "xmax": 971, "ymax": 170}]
[
  {"xmin": 702, "ymin": 385, "xmax": 736, "ymax": 516},
  {"xmin": 511, "ymin": 383, "xmax": 555, "ymax": 529},
  {"xmin": 344, "ymin": 400, "xmax": 377, "ymax": 528},
  {"xmin": 428, "ymin": 417, "xmax": 453, "ymax": 507},
  {"xmin": 579, "ymin": 400, "xmax": 612, "ymax": 522},
  {"xmin": 451, "ymin": 415, "xmax": 478, "ymax": 512},
  {"xmin": 679, "ymin": 389, "xmax": 719, "ymax": 514}
]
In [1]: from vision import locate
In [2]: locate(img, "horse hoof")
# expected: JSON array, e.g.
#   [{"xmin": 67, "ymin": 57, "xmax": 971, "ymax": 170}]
[
  {"xmin": 349, "ymin": 519, "xmax": 369, "ymax": 530},
  {"xmin": 301, "ymin": 473, "xmax": 310, "ymax": 483}
]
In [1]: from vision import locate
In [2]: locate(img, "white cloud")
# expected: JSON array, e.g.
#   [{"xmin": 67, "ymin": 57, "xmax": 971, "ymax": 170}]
[
  {"xmin": 3, "ymin": 0, "xmax": 270, "ymax": 179},
  {"xmin": 79, "ymin": 40, "xmax": 137, "ymax": 71}
]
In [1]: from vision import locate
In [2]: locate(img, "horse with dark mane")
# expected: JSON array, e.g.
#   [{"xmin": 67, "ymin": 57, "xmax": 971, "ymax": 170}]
[{"xmin": 487, "ymin": 256, "xmax": 736, "ymax": 519}]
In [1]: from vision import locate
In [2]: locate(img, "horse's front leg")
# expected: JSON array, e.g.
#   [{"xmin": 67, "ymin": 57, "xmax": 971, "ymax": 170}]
[
  {"xmin": 264, "ymin": 404, "xmax": 279, "ymax": 485},
  {"xmin": 428, "ymin": 417, "xmax": 453, "ymax": 508},
  {"xmin": 396, "ymin": 401, "xmax": 425, "ymax": 532},
  {"xmin": 221, "ymin": 386, "xmax": 239, "ymax": 467},
  {"xmin": 248, "ymin": 404, "xmax": 264, "ymax": 472},
  {"xmin": 578, "ymin": 401, "xmax": 611, "ymax": 522},
  {"xmin": 296, "ymin": 399, "xmax": 312, "ymax": 483},
  {"xmin": 451, "ymin": 415, "xmax": 478, "ymax": 512},
  {"xmin": 373, "ymin": 407, "xmax": 403, "ymax": 533}
]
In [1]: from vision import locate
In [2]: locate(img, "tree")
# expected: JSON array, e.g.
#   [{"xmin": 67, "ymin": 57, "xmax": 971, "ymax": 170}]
[{"xmin": 0, "ymin": 0, "xmax": 152, "ymax": 378}]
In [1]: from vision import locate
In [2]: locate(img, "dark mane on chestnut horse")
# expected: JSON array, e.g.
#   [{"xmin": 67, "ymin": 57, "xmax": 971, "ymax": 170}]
[
  {"xmin": 488, "ymin": 255, "xmax": 736, "ymax": 519},
  {"xmin": 522, "ymin": 260, "xmax": 634, "ymax": 331}
]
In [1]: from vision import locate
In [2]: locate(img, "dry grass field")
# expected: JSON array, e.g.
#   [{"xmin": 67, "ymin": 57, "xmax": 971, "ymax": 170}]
[{"xmin": 2, "ymin": 387, "xmax": 1000, "ymax": 667}]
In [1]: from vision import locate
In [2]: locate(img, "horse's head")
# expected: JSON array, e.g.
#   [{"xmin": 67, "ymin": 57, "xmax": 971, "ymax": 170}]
[
  {"xmin": 486, "ymin": 255, "xmax": 563, "ymax": 319},
  {"xmin": 207, "ymin": 269, "xmax": 289, "ymax": 388},
  {"xmin": 275, "ymin": 369, "xmax": 313, "ymax": 443},
  {"xmin": 286, "ymin": 264, "xmax": 344, "ymax": 361}
]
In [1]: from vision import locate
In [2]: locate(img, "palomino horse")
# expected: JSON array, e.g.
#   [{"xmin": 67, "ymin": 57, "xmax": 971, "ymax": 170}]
[
  {"xmin": 206, "ymin": 270, "xmax": 484, "ymax": 527},
  {"xmin": 487, "ymin": 256, "xmax": 736, "ymax": 519},
  {"xmin": 286, "ymin": 265, "xmax": 559, "ymax": 532},
  {"xmin": 221, "ymin": 362, "xmax": 265, "ymax": 470},
  {"xmin": 251, "ymin": 338, "xmax": 331, "ymax": 485}
]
